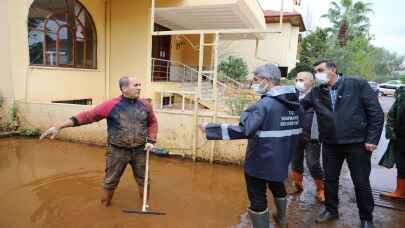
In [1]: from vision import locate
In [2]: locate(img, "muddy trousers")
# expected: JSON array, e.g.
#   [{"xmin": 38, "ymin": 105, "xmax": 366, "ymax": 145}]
[
  {"xmin": 323, "ymin": 143, "xmax": 373, "ymax": 221},
  {"xmin": 103, "ymin": 144, "xmax": 146, "ymax": 191},
  {"xmin": 396, "ymin": 140, "xmax": 405, "ymax": 178},
  {"xmin": 291, "ymin": 138, "xmax": 323, "ymax": 180},
  {"xmin": 245, "ymin": 173, "xmax": 287, "ymax": 212}
]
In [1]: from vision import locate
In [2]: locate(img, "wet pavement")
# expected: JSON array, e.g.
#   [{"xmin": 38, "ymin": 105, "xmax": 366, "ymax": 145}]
[{"xmin": 1, "ymin": 137, "xmax": 405, "ymax": 228}]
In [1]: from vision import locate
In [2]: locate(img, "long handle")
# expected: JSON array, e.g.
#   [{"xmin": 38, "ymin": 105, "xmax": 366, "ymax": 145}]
[{"xmin": 142, "ymin": 148, "xmax": 150, "ymax": 212}]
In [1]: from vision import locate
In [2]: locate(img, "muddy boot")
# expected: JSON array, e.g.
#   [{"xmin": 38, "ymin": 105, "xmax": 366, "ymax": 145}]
[
  {"xmin": 100, "ymin": 188, "xmax": 114, "ymax": 207},
  {"xmin": 273, "ymin": 198, "xmax": 288, "ymax": 228},
  {"xmin": 292, "ymin": 171, "xmax": 303, "ymax": 192},
  {"xmin": 248, "ymin": 208, "xmax": 274, "ymax": 228},
  {"xmin": 380, "ymin": 178, "xmax": 405, "ymax": 199},
  {"xmin": 314, "ymin": 179, "xmax": 325, "ymax": 202}
]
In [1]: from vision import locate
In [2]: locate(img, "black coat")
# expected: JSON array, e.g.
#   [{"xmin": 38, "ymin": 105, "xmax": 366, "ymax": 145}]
[
  {"xmin": 301, "ymin": 76, "xmax": 384, "ymax": 145},
  {"xmin": 205, "ymin": 86, "xmax": 303, "ymax": 182}
]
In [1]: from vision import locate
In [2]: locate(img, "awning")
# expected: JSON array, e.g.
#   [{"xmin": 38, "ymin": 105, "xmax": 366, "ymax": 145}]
[{"xmin": 154, "ymin": 0, "xmax": 266, "ymax": 39}]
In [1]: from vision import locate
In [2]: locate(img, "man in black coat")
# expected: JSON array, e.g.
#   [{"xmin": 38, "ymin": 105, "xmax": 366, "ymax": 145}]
[{"xmin": 301, "ymin": 60, "xmax": 384, "ymax": 228}]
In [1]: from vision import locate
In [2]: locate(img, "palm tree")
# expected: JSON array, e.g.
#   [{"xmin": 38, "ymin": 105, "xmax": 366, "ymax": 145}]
[{"xmin": 322, "ymin": 0, "xmax": 373, "ymax": 47}]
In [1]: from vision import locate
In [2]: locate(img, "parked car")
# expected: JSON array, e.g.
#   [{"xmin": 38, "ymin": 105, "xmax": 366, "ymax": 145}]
[
  {"xmin": 368, "ymin": 81, "xmax": 380, "ymax": 95},
  {"xmin": 379, "ymin": 80, "xmax": 405, "ymax": 90},
  {"xmin": 379, "ymin": 87, "xmax": 396, "ymax": 96}
]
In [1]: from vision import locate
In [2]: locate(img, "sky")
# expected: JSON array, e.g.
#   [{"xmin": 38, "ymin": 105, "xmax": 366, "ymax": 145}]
[{"xmin": 259, "ymin": 0, "xmax": 405, "ymax": 56}]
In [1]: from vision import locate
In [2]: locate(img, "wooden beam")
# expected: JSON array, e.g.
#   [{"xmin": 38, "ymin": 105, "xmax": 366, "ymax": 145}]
[{"xmin": 209, "ymin": 32, "xmax": 219, "ymax": 164}]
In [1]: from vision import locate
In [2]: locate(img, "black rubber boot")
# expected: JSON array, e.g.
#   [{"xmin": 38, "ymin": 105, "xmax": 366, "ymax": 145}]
[
  {"xmin": 273, "ymin": 197, "xmax": 288, "ymax": 228},
  {"xmin": 247, "ymin": 208, "xmax": 274, "ymax": 228}
]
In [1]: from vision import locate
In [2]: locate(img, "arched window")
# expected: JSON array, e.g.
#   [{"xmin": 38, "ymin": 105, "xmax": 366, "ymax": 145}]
[{"xmin": 28, "ymin": 0, "xmax": 97, "ymax": 69}]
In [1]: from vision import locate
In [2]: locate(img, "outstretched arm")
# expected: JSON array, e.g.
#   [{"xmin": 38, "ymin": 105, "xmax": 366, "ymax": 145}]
[
  {"xmin": 199, "ymin": 102, "xmax": 266, "ymax": 140},
  {"xmin": 39, "ymin": 118, "xmax": 74, "ymax": 140},
  {"xmin": 39, "ymin": 98, "xmax": 119, "ymax": 140}
]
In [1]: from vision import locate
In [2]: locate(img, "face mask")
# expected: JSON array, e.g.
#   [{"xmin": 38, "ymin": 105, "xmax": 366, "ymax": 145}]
[
  {"xmin": 251, "ymin": 81, "xmax": 268, "ymax": 95},
  {"xmin": 315, "ymin": 73, "xmax": 330, "ymax": 85},
  {"xmin": 295, "ymin": 81, "xmax": 306, "ymax": 92}
]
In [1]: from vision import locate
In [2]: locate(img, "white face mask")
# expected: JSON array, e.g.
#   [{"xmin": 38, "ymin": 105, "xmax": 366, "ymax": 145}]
[
  {"xmin": 295, "ymin": 81, "xmax": 306, "ymax": 92},
  {"xmin": 251, "ymin": 79, "xmax": 268, "ymax": 95},
  {"xmin": 315, "ymin": 73, "xmax": 330, "ymax": 85},
  {"xmin": 251, "ymin": 83, "xmax": 267, "ymax": 95}
]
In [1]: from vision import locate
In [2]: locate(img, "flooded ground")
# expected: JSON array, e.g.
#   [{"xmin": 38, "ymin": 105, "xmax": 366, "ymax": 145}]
[{"xmin": 0, "ymin": 137, "xmax": 405, "ymax": 228}]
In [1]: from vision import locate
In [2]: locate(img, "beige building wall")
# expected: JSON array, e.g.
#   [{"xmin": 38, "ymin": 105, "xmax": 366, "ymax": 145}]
[
  {"xmin": 109, "ymin": 0, "xmax": 153, "ymax": 99},
  {"xmin": 219, "ymin": 23, "xmax": 300, "ymax": 74},
  {"xmin": 0, "ymin": 0, "xmax": 14, "ymax": 122},
  {"xmin": 170, "ymin": 34, "xmax": 213, "ymax": 68}
]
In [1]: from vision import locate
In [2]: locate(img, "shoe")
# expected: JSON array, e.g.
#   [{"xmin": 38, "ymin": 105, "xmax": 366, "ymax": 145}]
[
  {"xmin": 360, "ymin": 220, "xmax": 374, "ymax": 228},
  {"xmin": 315, "ymin": 209, "xmax": 339, "ymax": 223},
  {"xmin": 273, "ymin": 198, "xmax": 287, "ymax": 228},
  {"xmin": 314, "ymin": 179, "xmax": 325, "ymax": 202},
  {"xmin": 292, "ymin": 171, "xmax": 303, "ymax": 192},
  {"xmin": 100, "ymin": 188, "xmax": 114, "ymax": 207},
  {"xmin": 380, "ymin": 178, "xmax": 405, "ymax": 199},
  {"xmin": 247, "ymin": 208, "xmax": 274, "ymax": 228}
]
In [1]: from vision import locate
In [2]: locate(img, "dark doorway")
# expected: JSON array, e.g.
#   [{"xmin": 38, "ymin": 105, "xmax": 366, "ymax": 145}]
[{"xmin": 152, "ymin": 24, "xmax": 171, "ymax": 81}]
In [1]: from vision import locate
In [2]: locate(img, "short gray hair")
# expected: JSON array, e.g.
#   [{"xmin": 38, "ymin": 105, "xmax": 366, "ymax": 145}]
[
  {"xmin": 119, "ymin": 76, "xmax": 130, "ymax": 91},
  {"xmin": 298, "ymin": 71, "xmax": 314, "ymax": 81},
  {"xmin": 253, "ymin": 64, "xmax": 281, "ymax": 85}
]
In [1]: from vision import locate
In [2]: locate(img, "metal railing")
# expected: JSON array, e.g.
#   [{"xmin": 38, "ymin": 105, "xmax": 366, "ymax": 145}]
[{"xmin": 152, "ymin": 58, "xmax": 246, "ymax": 111}]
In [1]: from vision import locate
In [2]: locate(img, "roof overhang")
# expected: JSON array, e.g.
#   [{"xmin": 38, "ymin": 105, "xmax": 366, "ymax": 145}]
[
  {"xmin": 264, "ymin": 10, "xmax": 306, "ymax": 32},
  {"xmin": 154, "ymin": 0, "xmax": 267, "ymax": 40}
]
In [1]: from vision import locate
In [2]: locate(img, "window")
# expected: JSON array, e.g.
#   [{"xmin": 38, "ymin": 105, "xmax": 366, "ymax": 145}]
[
  {"xmin": 278, "ymin": 67, "xmax": 288, "ymax": 78},
  {"xmin": 28, "ymin": 0, "xmax": 97, "ymax": 68},
  {"xmin": 52, "ymin": 98, "xmax": 92, "ymax": 105}
]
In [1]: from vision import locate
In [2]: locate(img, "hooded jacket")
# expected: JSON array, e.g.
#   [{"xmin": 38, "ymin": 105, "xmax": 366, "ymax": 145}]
[{"xmin": 205, "ymin": 86, "xmax": 303, "ymax": 182}]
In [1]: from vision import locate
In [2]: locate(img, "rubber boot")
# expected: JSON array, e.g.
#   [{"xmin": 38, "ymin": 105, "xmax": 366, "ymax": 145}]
[
  {"xmin": 100, "ymin": 188, "xmax": 114, "ymax": 207},
  {"xmin": 314, "ymin": 179, "xmax": 325, "ymax": 202},
  {"xmin": 292, "ymin": 171, "xmax": 303, "ymax": 192},
  {"xmin": 273, "ymin": 198, "xmax": 288, "ymax": 228},
  {"xmin": 381, "ymin": 178, "xmax": 405, "ymax": 199},
  {"xmin": 247, "ymin": 208, "xmax": 274, "ymax": 228}
]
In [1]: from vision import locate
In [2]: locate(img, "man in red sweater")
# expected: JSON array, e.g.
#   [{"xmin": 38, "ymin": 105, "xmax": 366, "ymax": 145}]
[{"xmin": 40, "ymin": 76, "xmax": 158, "ymax": 207}]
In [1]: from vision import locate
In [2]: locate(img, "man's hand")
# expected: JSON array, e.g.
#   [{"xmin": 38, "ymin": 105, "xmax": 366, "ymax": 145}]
[
  {"xmin": 144, "ymin": 143, "xmax": 155, "ymax": 151},
  {"xmin": 198, "ymin": 123, "xmax": 207, "ymax": 133},
  {"xmin": 365, "ymin": 143, "xmax": 378, "ymax": 152},
  {"xmin": 39, "ymin": 126, "xmax": 60, "ymax": 140}
]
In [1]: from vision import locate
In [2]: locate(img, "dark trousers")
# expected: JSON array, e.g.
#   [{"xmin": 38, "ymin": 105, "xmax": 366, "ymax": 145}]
[
  {"xmin": 245, "ymin": 173, "xmax": 287, "ymax": 212},
  {"xmin": 396, "ymin": 140, "xmax": 405, "ymax": 178},
  {"xmin": 291, "ymin": 138, "xmax": 323, "ymax": 180},
  {"xmin": 103, "ymin": 144, "xmax": 146, "ymax": 190},
  {"xmin": 323, "ymin": 143, "xmax": 373, "ymax": 221}
]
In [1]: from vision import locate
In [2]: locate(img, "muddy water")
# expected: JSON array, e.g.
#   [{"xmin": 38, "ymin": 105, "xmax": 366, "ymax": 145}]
[{"xmin": 0, "ymin": 137, "xmax": 404, "ymax": 228}]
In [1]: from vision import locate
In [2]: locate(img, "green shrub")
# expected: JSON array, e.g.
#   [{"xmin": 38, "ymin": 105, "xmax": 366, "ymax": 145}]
[
  {"xmin": 19, "ymin": 128, "xmax": 41, "ymax": 137},
  {"xmin": 218, "ymin": 56, "xmax": 249, "ymax": 82}
]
